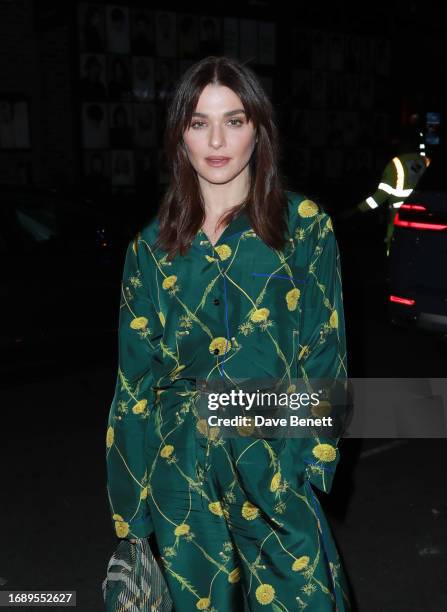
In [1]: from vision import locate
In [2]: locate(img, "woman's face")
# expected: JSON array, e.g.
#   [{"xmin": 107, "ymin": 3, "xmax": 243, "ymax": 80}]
[{"xmin": 183, "ymin": 84, "xmax": 257, "ymax": 186}]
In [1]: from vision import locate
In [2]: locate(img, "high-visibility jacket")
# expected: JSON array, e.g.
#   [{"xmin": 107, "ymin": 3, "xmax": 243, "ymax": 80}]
[
  {"xmin": 356, "ymin": 152, "xmax": 431, "ymax": 255},
  {"xmin": 357, "ymin": 152, "xmax": 430, "ymax": 213}
]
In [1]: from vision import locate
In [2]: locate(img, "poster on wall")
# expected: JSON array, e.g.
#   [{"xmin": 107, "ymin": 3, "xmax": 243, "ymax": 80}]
[{"xmin": 0, "ymin": 99, "xmax": 31, "ymax": 149}]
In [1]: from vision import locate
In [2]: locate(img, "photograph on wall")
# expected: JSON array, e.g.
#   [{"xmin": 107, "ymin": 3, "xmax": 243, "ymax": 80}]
[
  {"xmin": 310, "ymin": 29, "xmax": 327, "ymax": 70},
  {"xmin": 358, "ymin": 74, "xmax": 374, "ymax": 110},
  {"xmin": 83, "ymin": 150, "xmax": 110, "ymax": 193},
  {"xmin": 78, "ymin": 3, "xmax": 106, "ymax": 53},
  {"xmin": 82, "ymin": 102, "xmax": 109, "ymax": 148},
  {"xmin": 373, "ymin": 112, "xmax": 390, "ymax": 145},
  {"xmin": 111, "ymin": 149, "xmax": 135, "ymax": 185},
  {"xmin": 374, "ymin": 38, "xmax": 391, "ymax": 76},
  {"xmin": 80, "ymin": 53, "xmax": 107, "ymax": 100},
  {"xmin": 239, "ymin": 19, "xmax": 257, "ymax": 64},
  {"xmin": 133, "ymin": 103, "xmax": 156, "ymax": 148},
  {"xmin": 156, "ymin": 12, "xmax": 177, "ymax": 58},
  {"xmin": 343, "ymin": 110, "xmax": 359, "ymax": 147},
  {"xmin": 328, "ymin": 32, "xmax": 344, "ymax": 71},
  {"xmin": 311, "ymin": 71, "xmax": 327, "ymax": 108},
  {"xmin": 155, "ymin": 59, "xmax": 178, "ymax": 102},
  {"xmin": 291, "ymin": 69, "xmax": 311, "ymax": 104},
  {"xmin": 258, "ymin": 21, "xmax": 275, "ymax": 66},
  {"xmin": 178, "ymin": 14, "xmax": 200, "ymax": 59},
  {"xmin": 132, "ymin": 57, "xmax": 155, "ymax": 101},
  {"xmin": 308, "ymin": 109, "xmax": 326, "ymax": 147},
  {"xmin": 107, "ymin": 55, "xmax": 131, "ymax": 101},
  {"xmin": 343, "ymin": 73, "xmax": 359, "ymax": 109},
  {"xmin": 130, "ymin": 9, "xmax": 155, "ymax": 55},
  {"xmin": 106, "ymin": 5, "xmax": 130, "ymax": 54},
  {"xmin": 135, "ymin": 149, "xmax": 158, "ymax": 190},
  {"xmin": 292, "ymin": 27, "xmax": 311, "ymax": 68},
  {"xmin": 199, "ymin": 16, "xmax": 222, "ymax": 57},
  {"xmin": 222, "ymin": 17, "xmax": 239, "ymax": 59},
  {"xmin": 0, "ymin": 99, "xmax": 30, "ymax": 149},
  {"xmin": 109, "ymin": 103, "xmax": 133, "ymax": 148},
  {"xmin": 291, "ymin": 146, "xmax": 310, "ymax": 180},
  {"xmin": 326, "ymin": 72, "xmax": 344, "ymax": 107},
  {"xmin": 291, "ymin": 108, "xmax": 309, "ymax": 144}
]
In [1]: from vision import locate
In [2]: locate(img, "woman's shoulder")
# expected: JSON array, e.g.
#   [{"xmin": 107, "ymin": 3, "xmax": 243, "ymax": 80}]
[
  {"xmin": 285, "ymin": 190, "xmax": 330, "ymax": 231},
  {"xmin": 129, "ymin": 215, "xmax": 161, "ymax": 254}
]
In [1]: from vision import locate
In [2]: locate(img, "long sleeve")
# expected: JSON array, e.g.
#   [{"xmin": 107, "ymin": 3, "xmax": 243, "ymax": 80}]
[
  {"xmin": 294, "ymin": 210, "xmax": 348, "ymax": 494},
  {"xmin": 105, "ymin": 232, "xmax": 163, "ymax": 539},
  {"xmin": 356, "ymin": 159, "xmax": 399, "ymax": 213}
]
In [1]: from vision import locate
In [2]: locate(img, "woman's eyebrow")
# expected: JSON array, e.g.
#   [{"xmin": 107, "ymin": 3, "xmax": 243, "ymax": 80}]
[{"xmin": 192, "ymin": 109, "xmax": 246, "ymax": 118}]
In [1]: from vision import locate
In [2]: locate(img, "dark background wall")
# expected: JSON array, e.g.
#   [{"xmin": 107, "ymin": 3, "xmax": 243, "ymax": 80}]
[{"xmin": 0, "ymin": 0, "xmax": 445, "ymax": 209}]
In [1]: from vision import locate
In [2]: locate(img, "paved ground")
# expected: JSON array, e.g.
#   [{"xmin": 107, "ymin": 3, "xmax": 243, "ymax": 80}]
[{"xmin": 1, "ymin": 219, "xmax": 446, "ymax": 611}]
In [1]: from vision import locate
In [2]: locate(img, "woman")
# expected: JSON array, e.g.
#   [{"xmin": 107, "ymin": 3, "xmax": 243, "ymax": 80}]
[{"xmin": 106, "ymin": 56, "xmax": 351, "ymax": 611}]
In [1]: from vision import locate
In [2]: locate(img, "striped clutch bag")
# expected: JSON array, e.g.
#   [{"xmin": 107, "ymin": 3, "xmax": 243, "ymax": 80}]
[{"xmin": 102, "ymin": 537, "xmax": 174, "ymax": 611}]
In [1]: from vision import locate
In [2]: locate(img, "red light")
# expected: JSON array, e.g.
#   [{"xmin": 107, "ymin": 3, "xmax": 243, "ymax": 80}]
[
  {"xmin": 399, "ymin": 203, "xmax": 427, "ymax": 211},
  {"xmin": 394, "ymin": 213, "xmax": 447, "ymax": 231},
  {"xmin": 389, "ymin": 295, "xmax": 415, "ymax": 306}
]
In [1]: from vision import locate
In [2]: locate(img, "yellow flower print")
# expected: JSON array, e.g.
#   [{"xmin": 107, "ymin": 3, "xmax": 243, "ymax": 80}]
[
  {"xmin": 228, "ymin": 567, "xmax": 241, "ymax": 583},
  {"xmin": 292, "ymin": 555, "xmax": 310, "ymax": 571},
  {"xmin": 270, "ymin": 471, "xmax": 281, "ymax": 492},
  {"xmin": 169, "ymin": 364, "xmax": 186, "ymax": 380},
  {"xmin": 140, "ymin": 486, "xmax": 148, "ymax": 500},
  {"xmin": 132, "ymin": 399, "xmax": 147, "ymax": 414},
  {"xmin": 112, "ymin": 513, "xmax": 123, "ymax": 521},
  {"xmin": 106, "ymin": 426, "xmax": 114, "ymax": 448},
  {"xmin": 285, "ymin": 288, "xmax": 301, "ymax": 311},
  {"xmin": 255, "ymin": 583, "xmax": 275, "ymax": 605},
  {"xmin": 208, "ymin": 501, "xmax": 224, "ymax": 516},
  {"xmin": 205, "ymin": 255, "xmax": 216, "ymax": 262},
  {"xmin": 298, "ymin": 345, "xmax": 310, "ymax": 360},
  {"xmin": 287, "ymin": 384, "xmax": 296, "ymax": 393},
  {"xmin": 196, "ymin": 597, "xmax": 211, "ymax": 610},
  {"xmin": 329, "ymin": 309, "xmax": 338, "ymax": 328},
  {"xmin": 242, "ymin": 500, "xmax": 259, "ymax": 520},
  {"xmin": 114, "ymin": 519, "xmax": 130, "ymax": 538},
  {"xmin": 158, "ymin": 311, "xmax": 165, "ymax": 327},
  {"xmin": 209, "ymin": 426, "xmax": 220, "ymax": 441},
  {"xmin": 162, "ymin": 275, "xmax": 177, "ymax": 290},
  {"xmin": 160, "ymin": 444, "xmax": 174, "ymax": 458},
  {"xmin": 311, "ymin": 400, "xmax": 332, "ymax": 418},
  {"xmin": 130, "ymin": 316, "xmax": 148, "ymax": 330},
  {"xmin": 132, "ymin": 233, "xmax": 140, "ymax": 255},
  {"xmin": 209, "ymin": 337, "xmax": 231, "ymax": 356},
  {"xmin": 312, "ymin": 443, "xmax": 337, "ymax": 462},
  {"xmin": 250, "ymin": 308, "xmax": 270, "ymax": 323},
  {"xmin": 237, "ymin": 418, "xmax": 255, "ymax": 436},
  {"xmin": 326, "ymin": 216, "xmax": 333, "ymax": 231},
  {"xmin": 196, "ymin": 418, "xmax": 208, "ymax": 436},
  {"xmin": 298, "ymin": 199, "xmax": 319, "ymax": 218},
  {"xmin": 174, "ymin": 523, "xmax": 190, "ymax": 536},
  {"xmin": 214, "ymin": 244, "xmax": 232, "ymax": 261}
]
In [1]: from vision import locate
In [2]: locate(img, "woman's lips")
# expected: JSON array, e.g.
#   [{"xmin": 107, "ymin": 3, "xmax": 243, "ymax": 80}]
[{"xmin": 205, "ymin": 157, "xmax": 230, "ymax": 167}]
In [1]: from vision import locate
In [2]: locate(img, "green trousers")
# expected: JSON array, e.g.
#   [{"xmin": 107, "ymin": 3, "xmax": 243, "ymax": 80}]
[{"xmin": 145, "ymin": 394, "xmax": 352, "ymax": 612}]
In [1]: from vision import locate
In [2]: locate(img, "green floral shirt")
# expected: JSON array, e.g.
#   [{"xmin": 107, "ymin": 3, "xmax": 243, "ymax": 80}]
[{"xmin": 105, "ymin": 191, "xmax": 347, "ymax": 541}]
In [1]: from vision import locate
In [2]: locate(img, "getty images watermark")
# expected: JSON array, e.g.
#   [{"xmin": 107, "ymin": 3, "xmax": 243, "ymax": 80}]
[{"xmin": 193, "ymin": 377, "xmax": 447, "ymax": 439}]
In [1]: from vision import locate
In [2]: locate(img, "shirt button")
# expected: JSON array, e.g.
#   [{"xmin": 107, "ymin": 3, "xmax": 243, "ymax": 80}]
[{"xmin": 213, "ymin": 298, "xmax": 220, "ymax": 306}]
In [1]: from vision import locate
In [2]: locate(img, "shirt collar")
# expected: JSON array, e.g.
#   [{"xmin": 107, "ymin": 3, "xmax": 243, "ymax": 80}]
[{"xmin": 192, "ymin": 209, "xmax": 252, "ymax": 251}]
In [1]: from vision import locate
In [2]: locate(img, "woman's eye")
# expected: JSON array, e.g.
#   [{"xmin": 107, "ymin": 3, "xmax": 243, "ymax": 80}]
[{"xmin": 190, "ymin": 119, "xmax": 244, "ymax": 129}]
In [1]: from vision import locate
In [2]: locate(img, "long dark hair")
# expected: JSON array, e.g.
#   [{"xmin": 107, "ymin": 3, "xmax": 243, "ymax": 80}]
[{"xmin": 154, "ymin": 55, "xmax": 290, "ymax": 260}]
